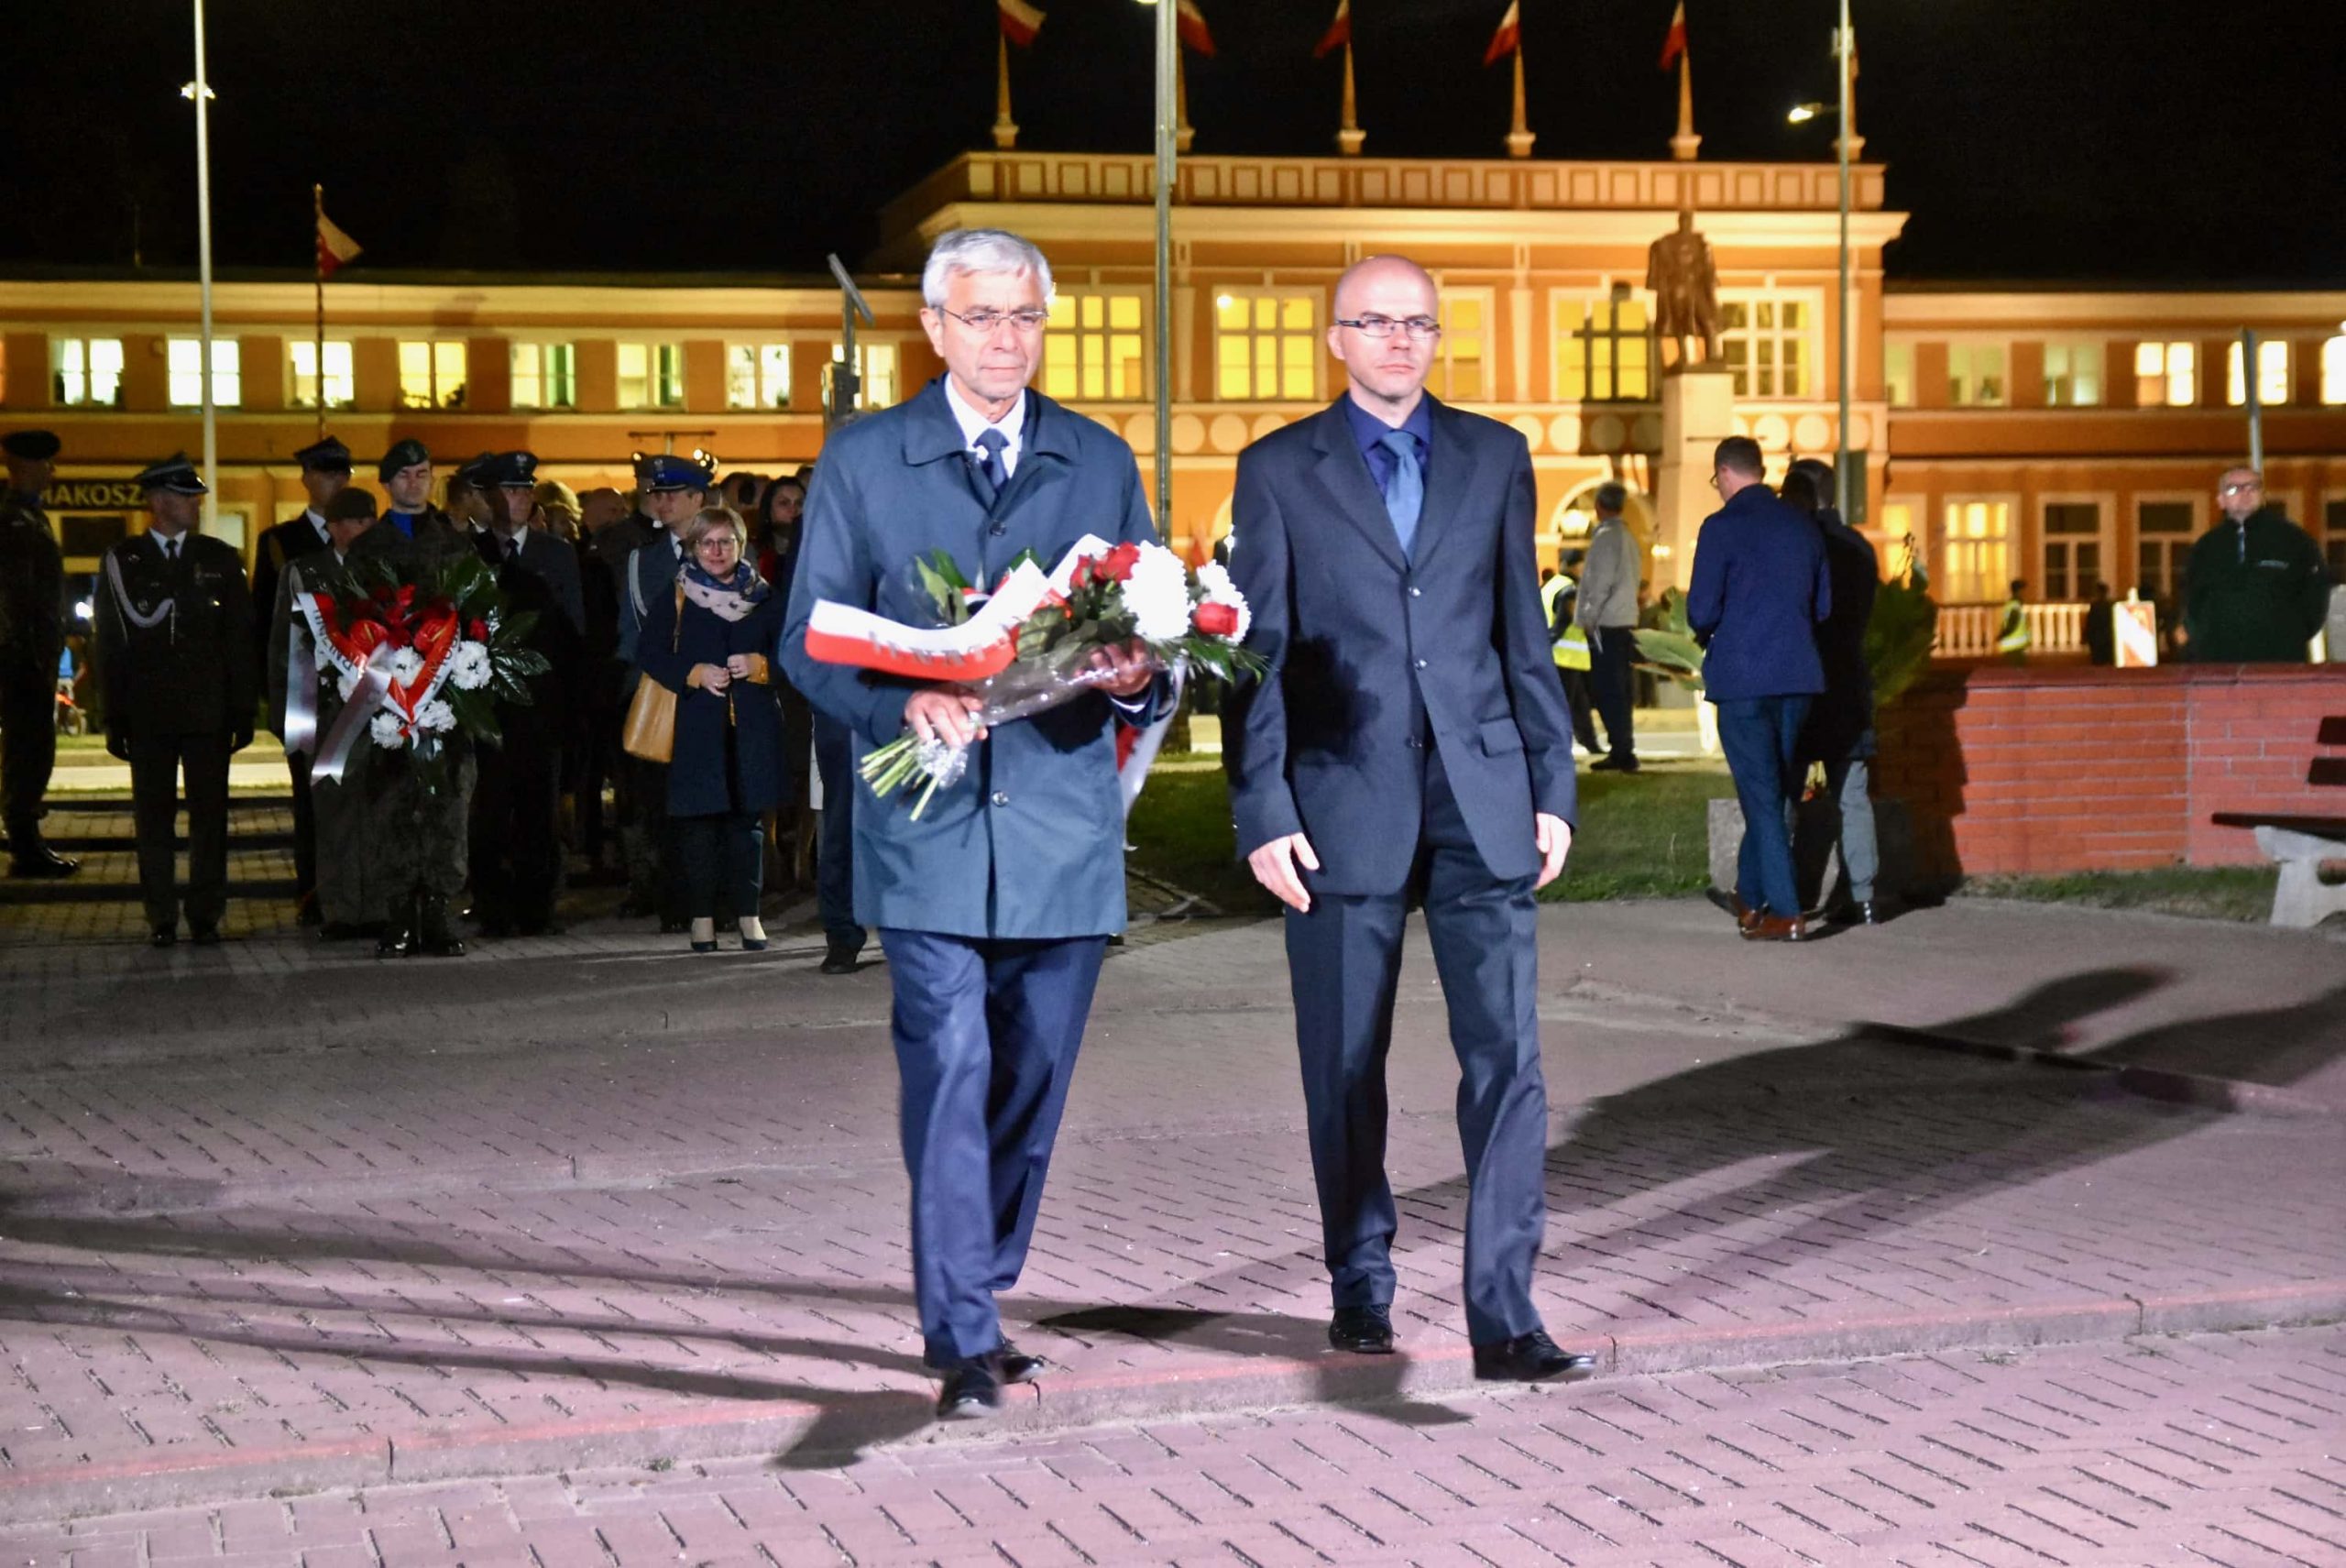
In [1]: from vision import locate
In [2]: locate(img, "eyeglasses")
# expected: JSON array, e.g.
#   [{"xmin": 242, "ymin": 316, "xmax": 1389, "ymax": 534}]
[
  {"xmin": 1707, "ymin": 473, "xmax": 1722, "ymax": 490},
  {"xmin": 939, "ymin": 306, "xmax": 1050, "ymax": 335},
  {"xmin": 2218, "ymin": 481, "xmax": 2262, "ymax": 495},
  {"xmin": 695, "ymin": 534, "xmax": 741, "ymax": 553},
  {"xmin": 1334, "ymin": 314, "xmax": 1442, "ymax": 342}
]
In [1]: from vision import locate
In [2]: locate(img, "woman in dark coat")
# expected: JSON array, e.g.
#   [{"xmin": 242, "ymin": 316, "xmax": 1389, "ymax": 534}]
[{"xmin": 638, "ymin": 507, "xmax": 789, "ymax": 951}]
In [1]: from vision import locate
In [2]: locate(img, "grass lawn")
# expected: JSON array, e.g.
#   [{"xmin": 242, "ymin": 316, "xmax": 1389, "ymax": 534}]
[
  {"xmin": 1956, "ymin": 866, "xmax": 2281, "ymax": 923},
  {"xmin": 1126, "ymin": 758, "xmax": 1731, "ymax": 915}
]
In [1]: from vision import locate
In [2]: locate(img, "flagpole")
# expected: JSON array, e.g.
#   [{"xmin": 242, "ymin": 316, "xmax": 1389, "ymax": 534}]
[
  {"xmin": 992, "ymin": 29, "xmax": 1018, "ymax": 149},
  {"xmin": 1337, "ymin": 38, "xmax": 1365, "ymax": 156},
  {"xmin": 191, "ymin": 0, "xmax": 217, "ymax": 533},
  {"xmin": 312, "ymin": 184, "xmax": 327, "ymax": 439},
  {"xmin": 1834, "ymin": 0, "xmax": 1853, "ymax": 519},
  {"xmin": 1153, "ymin": 0, "xmax": 1177, "ymax": 536},
  {"xmin": 1505, "ymin": 40, "xmax": 1533, "ymax": 159},
  {"xmin": 1671, "ymin": 49, "xmax": 1699, "ymax": 159}
]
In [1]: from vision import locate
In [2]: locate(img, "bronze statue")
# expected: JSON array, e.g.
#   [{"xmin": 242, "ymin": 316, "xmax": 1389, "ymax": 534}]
[{"xmin": 1647, "ymin": 208, "xmax": 1720, "ymax": 368}]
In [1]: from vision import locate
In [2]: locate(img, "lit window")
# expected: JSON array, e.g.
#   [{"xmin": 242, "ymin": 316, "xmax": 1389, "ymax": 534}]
[
  {"xmin": 168, "ymin": 338, "xmax": 241, "ymax": 407},
  {"xmin": 2136, "ymin": 499, "xmax": 2197, "ymax": 600},
  {"xmin": 1428, "ymin": 291, "xmax": 1488, "ymax": 402},
  {"xmin": 1876, "ymin": 499, "xmax": 1921, "ymax": 580},
  {"xmin": 2040, "ymin": 501, "xmax": 2101, "ymax": 601},
  {"xmin": 2133, "ymin": 341, "xmax": 2194, "ymax": 408},
  {"xmin": 1039, "ymin": 293, "xmax": 1147, "ymax": 403},
  {"xmin": 1556, "ymin": 294, "xmax": 1653, "ymax": 402},
  {"xmin": 1718, "ymin": 295, "xmax": 1812, "ymax": 399},
  {"xmin": 1215, "ymin": 291, "xmax": 1319, "ymax": 401},
  {"xmin": 289, "ymin": 340, "xmax": 355, "ymax": 409},
  {"xmin": 725, "ymin": 344, "xmax": 793, "ymax": 410},
  {"xmin": 52, "ymin": 337, "xmax": 126, "ymax": 408},
  {"xmin": 398, "ymin": 341, "xmax": 468, "ymax": 409},
  {"xmin": 617, "ymin": 343, "xmax": 685, "ymax": 409},
  {"xmin": 2225, "ymin": 339, "xmax": 2291, "ymax": 406},
  {"xmin": 1947, "ymin": 344, "xmax": 2007, "ymax": 407},
  {"xmin": 1883, "ymin": 341, "xmax": 1914, "ymax": 407},
  {"xmin": 1939, "ymin": 499, "xmax": 2010, "ymax": 603},
  {"xmin": 2322, "ymin": 338, "xmax": 2346, "ymax": 406},
  {"xmin": 510, "ymin": 343, "xmax": 576, "ymax": 410},
  {"xmin": 2042, "ymin": 342, "xmax": 2102, "ymax": 407},
  {"xmin": 826, "ymin": 343, "xmax": 898, "ymax": 411}
]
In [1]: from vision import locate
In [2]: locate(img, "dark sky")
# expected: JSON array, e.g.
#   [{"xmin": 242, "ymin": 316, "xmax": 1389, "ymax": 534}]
[{"xmin": 11, "ymin": 0, "xmax": 2341, "ymax": 285}]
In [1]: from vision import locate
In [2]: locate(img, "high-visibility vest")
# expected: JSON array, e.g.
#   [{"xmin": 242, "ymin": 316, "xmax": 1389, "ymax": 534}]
[
  {"xmin": 1995, "ymin": 598, "xmax": 2032, "ymax": 654},
  {"xmin": 1541, "ymin": 575, "xmax": 1593, "ymax": 670}
]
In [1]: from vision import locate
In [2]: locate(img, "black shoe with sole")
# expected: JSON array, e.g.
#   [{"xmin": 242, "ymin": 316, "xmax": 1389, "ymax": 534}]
[
  {"xmin": 1328, "ymin": 1304, "xmax": 1396, "ymax": 1354},
  {"xmin": 1472, "ymin": 1330, "xmax": 1598, "ymax": 1383},
  {"xmin": 9, "ymin": 844, "xmax": 79, "ymax": 878},
  {"xmin": 189, "ymin": 924, "xmax": 222, "ymax": 946},
  {"xmin": 820, "ymin": 941, "xmax": 861, "ymax": 975},
  {"xmin": 996, "ymin": 1340, "xmax": 1049, "ymax": 1384},
  {"xmin": 935, "ymin": 1354, "xmax": 1006, "ymax": 1419},
  {"xmin": 148, "ymin": 926, "xmax": 177, "ymax": 948},
  {"xmin": 1588, "ymin": 754, "xmax": 1640, "ymax": 773}
]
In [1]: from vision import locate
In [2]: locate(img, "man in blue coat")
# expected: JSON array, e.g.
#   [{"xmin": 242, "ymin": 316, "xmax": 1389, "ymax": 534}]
[
  {"xmin": 1222, "ymin": 255, "xmax": 1594, "ymax": 1385},
  {"xmin": 780, "ymin": 228, "xmax": 1161, "ymax": 1420},
  {"xmin": 1686, "ymin": 436, "xmax": 1832, "ymax": 942}
]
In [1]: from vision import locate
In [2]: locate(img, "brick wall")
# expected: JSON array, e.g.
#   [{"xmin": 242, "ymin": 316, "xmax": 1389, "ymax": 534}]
[{"xmin": 1874, "ymin": 663, "xmax": 2346, "ymax": 878}]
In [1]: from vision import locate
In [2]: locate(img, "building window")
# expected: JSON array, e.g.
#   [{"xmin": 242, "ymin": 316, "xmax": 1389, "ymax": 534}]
[
  {"xmin": 2322, "ymin": 338, "xmax": 2346, "ymax": 405},
  {"xmin": 510, "ymin": 343, "xmax": 577, "ymax": 410},
  {"xmin": 1215, "ymin": 291, "xmax": 1319, "ymax": 401},
  {"xmin": 2040, "ymin": 501, "xmax": 2102, "ymax": 601},
  {"xmin": 2043, "ymin": 342, "xmax": 2102, "ymax": 407},
  {"xmin": 1947, "ymin": 344, "xmax": 2007, "ymax": 407},
  {"xmin": 52, "ymin": 337, "xmax": 126, "ymax": 408},
  {"xmin": 1556, "ymin": 293, "xmax": 1654, "ymax": 402},
  {"xmin": 1428, "ymin": 291, "xmax": 1489, "ymax": 402},
  {"xmin": 289, "ymin": 340, "xmax": 356, "ymax": 409},
  {"xmin": 2133, "ymin": 342, "xmax": 2195, "ymax": 408},
  {"xmin": 1042, "ymin": 292, "xmax": 1147, "ymax": 402},
  {"xmin": 617, "ymin": 342, "xmax": 685, "ymax": 409},
  {"xmin": 167, "ymin": 338, "xmax": 241, "ymax": 408},
  {"xmin": 1939, "ymin": 499, "xmax": 2010, "ymax": 603},
  {"xmin": 825, "ymin": 342, "xmax": 898, "ymax": 411},
  {"xmin": 2226, "ymin": 339, "xmax": 2291, "ymax": 407},
  {"xmin": 724, "ymin": 343, "xmax": 793, "ymax": 411},
  {"xmin": 2136, "ymin": 499, "xmax": 2197, "ymax": 600},
  {"xmin": 1719, "ymin": 295, "xmax": 1812, "ymax": 399},
  {"xmin": 398, "ymin": 341, "xmax": 468, "ymax": 409},
  {"xmin": 1883, "ymin": 342, "xmax": 1914, "ymax": 408},
  {"xmin": 1876, "ymin": 500, "xmax": 1921, "ymax": 580}
]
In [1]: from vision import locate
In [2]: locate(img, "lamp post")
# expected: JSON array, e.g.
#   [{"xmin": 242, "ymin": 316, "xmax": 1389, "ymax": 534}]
[
  {"xmin": 183, "ymin": 0, "xmax": 218, "ymax": 532},
  {"xmin": 1787, "ymin": 0, "xmax": 1856, "ymax": 520},
  {"xmin": 1138, "ymin": 0, "xmax": 1176, "ymax": 539}
]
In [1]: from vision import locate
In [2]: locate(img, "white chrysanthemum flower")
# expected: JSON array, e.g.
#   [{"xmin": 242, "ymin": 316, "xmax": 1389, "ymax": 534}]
[
  {"xmin": 416, "ymin": 698, "xmax": 457, "ymax": 733},
  {"xmin": 368, "ymin": 711, "xmax": 408, "ymax": 750},
  {"xmin": 1123, "ymin": 543, "xmax": 1194, "ymax": 643},
  {"xmin": 386, "ymin": 646, "xmax": 425, "ymax": 683},
  {"xmin": 446, "ymin": 641, "xmax": 492, "ymax": 691},
  {"xmin": 1193, "ymin": 561, "xmax": 1253, "ymax": 643}
]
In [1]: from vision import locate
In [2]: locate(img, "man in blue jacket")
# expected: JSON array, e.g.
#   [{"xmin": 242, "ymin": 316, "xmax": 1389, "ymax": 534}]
[
  {"xmin": 1686, "ymin": 436, "xmax": 1831, "ymax": 942},
  {"xmin": 781, "ymin": 228, "xmax": 1161, "ymax": 1420},
  {"xmin": 1222, "ymin": 255, "xmax": 1594, "ymax": 1386}
]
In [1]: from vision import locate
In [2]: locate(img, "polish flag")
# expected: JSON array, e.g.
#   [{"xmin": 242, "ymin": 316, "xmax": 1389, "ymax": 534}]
[
  {"xmin": 1482, "ymin": 1, "xmax": 1520, "ymax": 68},
  {"xmin": 1178, "ymin": 0, "xmax": 1216, "ymax": 57},
  {"xmin": 998, "ymin": 0, "xmax": 1045, "ymax": 48},
  {"xmin": 1314, "ymin": 0, "xmax": 1350, "ymax": 59},
  {"xmin": 1659, "ymin": 2, "xmax": 1688, "ymax": 70},
  {"xmin": 315, "ymin": 211, "xmax": 362, "ymax": 279}
]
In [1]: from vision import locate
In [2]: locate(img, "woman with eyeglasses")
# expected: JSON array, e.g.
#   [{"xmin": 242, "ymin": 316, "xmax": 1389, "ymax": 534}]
[{"xmin": 636, "ymin": 508, "xmax": 790, "ymax": 951}]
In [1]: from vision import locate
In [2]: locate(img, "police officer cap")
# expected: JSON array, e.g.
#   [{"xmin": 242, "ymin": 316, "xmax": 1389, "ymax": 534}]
[
  {"xmin": 135, "ymin": 453, "xmax": 210, "ymax": 496},
  {"xmin": 378, "ymin": 438, "xmax": 432, "ymax": 482},
  {"xmin": 324, "ymin": 488, "xmax": 378, "ymax": 522},
  {"xmin": 450, "ymin": 451, "xmax": 499, "ymax": 492},
  {"xmin": 2, "ymin": 430, "xmax": 61, "ymax": 462},
  {"xmin": 293, "ymin": 434, "xmax": 353, "ymax": 473},
  {"xmin": 487, "ymin": 451, "xmax": 539, "ymax": 488},
  {"xmin": 641, "ymin": 453, "xmax": 714, "ymax": 494}
]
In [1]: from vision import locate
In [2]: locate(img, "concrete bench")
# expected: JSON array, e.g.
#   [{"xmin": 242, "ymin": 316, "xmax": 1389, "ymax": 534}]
[{"xmin": 2211, "ymin": 715, "xmax": 2346, "ymax": 928}]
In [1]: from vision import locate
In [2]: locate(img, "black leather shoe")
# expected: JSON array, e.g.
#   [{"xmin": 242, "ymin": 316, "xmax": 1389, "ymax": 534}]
[
  {"xmin": 819, "ymin": 942, "xmax": 861, "ymax": 975},
  {"xmin": 416, "ymin": 894, "xmax": 467, "ymax": 958},
  {"xmin": 935, "ymin": 1354, "xmax": 1006, "ymax": 1419},
  {"xmin": 1472, "ymin": 1330, "xmax": 1597, "ymax": 1384},
  {"xmin": 1588, "ymin": 754, "xmax": 1640, "ymax": 773},
  {"xmin": 995, "ymin": 1340, "xmax": 1048, "ymax": 1385},
  {"xmin": 296, "ymin": 895, "xmax": 323, "ymax": 927},
  {"xmin": 1328, "ymin": 1304, "xmax": 1396, "ymax": 1354},
  {"xmin": 658, "ymin": 916, "xmax": 691, "ymax": 936},
  {"xmin": 148, "ymin": 926, "xmax": 177, "ymax": 948},
  {"xmin": 10, "ymin": 844, "xmax": 79, "ymax": 878},
  {"xmin": 376, "ymin": 917, "xmax": 413, "ymax": 959},
  {"xmin": 189, "ymin": 923, "xmax": 222, "ymax": 946},
  {"xmin": 1705, "ymin": 887, "xmax": 1760, "ymax": 933}
]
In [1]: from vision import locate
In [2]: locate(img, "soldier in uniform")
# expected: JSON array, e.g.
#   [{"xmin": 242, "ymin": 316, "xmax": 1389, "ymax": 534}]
[
  {"xmin": 0, "ymin": 429, "xmax": 77, "ymax": 877},
  {"xmin": 97, "ymin": 455, "xmax": 256, "ymax": 947},
  {"xmin": 467, "ymin": 451, "xmax": 584, "ymax": 937},
  {"xmin": 252, "ymin": 434, "xmax": 352, "ymax": 922},
  {"xmin": 378, "ymin": 438, "xmax": 456, "ymax": 542},
  {"xmin": 615, "ymin": 453, "xmax": 714, "ymax": 933}
]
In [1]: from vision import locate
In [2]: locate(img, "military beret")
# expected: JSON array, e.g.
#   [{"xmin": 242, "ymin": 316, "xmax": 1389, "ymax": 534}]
[
  {"xmin": 487, "ymin": 451, "xmax": 539, "ymax": 488},
  {"xmin": 134, "ymin": 453, "xmax": 209, "ymax": 496},
  {"xmin": 378, "ymin": 438, "xmax": 432, "ymax": 482},
  {"xmin": 293, "ymin": 434, "xmax": 353, "ymax": 473},
  {"xmin": 324, "ymin": 488, "xmax": 379, "ymax": 522},
  {"xmin": 2, "ymin": 430, "xmax": 60, "ymax": 462},
  {"xmin": 641, "ymin": 453, "xmax": 715, "ymax": 494}
]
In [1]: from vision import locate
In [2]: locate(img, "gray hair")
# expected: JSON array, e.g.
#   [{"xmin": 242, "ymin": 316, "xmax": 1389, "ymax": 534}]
[
  {"xmin": 922, "ymin": 228, "xmax": 1055, "ymax": 311},
  {"xmin": 1593, "ymin": 481, "xmax": 1628, "ymax": 515}
]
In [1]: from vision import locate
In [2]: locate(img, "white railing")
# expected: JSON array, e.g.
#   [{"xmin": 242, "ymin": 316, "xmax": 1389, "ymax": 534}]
[{"xmin": 1934, "ymin": 601, "xmax": 2087, "ymax": 659}]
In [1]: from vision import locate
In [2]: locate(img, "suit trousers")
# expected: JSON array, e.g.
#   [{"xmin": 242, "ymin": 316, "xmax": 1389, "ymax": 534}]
[
  {"xmin": 879, "ymin": 927, "xmax": 1108, "ymax": 1366},
  {"xmin": 1, "ymin": 664, "xmax": 58, "ymax": 842},
  {"xmin": 1283, "ymin": 746, "xmax": 1551, "ymax": 1347},
  {"xmin": 469, "ymin": 732, "xmax": 564, "ymax": 929},
  {"xmin": 619, "ymin": 754, "xmax": 683, "ymax": 922},
  {"xmin": 1820, "ymin": 731, "xmax": 1879, "ymax": 905},
  {"xmin": 813, "ymin": 714, "xmax": 863, "ymax": 948},
  {"xmin": 130, "ymin": 729, "xmax": 231, "ymax": 930},
  {"xmin": 1716, "ymin": 696, "xmax": 1813, "ymax": 919},
  {"xmin": 1557, "ymin": 667, "xmax": 1601, "ymax": 754},
  {"xmin": 1587, "ymin": 626, "xmax": 1638, "ymax": 762}
]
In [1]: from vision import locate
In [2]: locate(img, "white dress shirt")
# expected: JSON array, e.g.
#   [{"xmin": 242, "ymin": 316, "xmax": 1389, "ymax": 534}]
[{"xmin": 941, "ymin": 376, "xmax": 1027, "ymax": 480}]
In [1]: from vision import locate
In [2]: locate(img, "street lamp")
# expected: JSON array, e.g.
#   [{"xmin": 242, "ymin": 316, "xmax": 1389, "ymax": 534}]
[
  {"xmin": 1138, "ymin": 0, "xmax": 1174, "ymax": 538},
  {"xmin": 1786, "ymin": 0, "xmax": 1856, "ymax": 519},
  {"xmin": 183, "ymin": 0, "xmax": 218, "ymax": 532}
]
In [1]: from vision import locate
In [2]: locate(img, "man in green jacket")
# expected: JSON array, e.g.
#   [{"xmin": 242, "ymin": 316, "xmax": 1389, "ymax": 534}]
[{"xmin": 2184, "ymin": 467, "xmax": 2331, "ymax": 663}]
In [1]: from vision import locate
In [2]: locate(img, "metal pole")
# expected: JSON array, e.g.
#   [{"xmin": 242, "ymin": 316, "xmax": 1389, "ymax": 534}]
[
  {"xmin": 1152, "ymin": 0, "xmax": 1176, "ymax": 540},
  {"xmin": 192, "ymin": 0, "xmax": 217, "ymax": 532},
  {"xmin": 313, "ymin": 184, "xmax": 327, "ymax": 440},
  {"xmin": 2242, "ymin": 327, "xmax": 2264, "ymax": 472},
  {"xmin": 827, "ymin": 254, "xmax": 873, "ymax": 427},
  {"xmin": 1834, "ymin": 0, "xmax": 1852, "ymax": 520}
]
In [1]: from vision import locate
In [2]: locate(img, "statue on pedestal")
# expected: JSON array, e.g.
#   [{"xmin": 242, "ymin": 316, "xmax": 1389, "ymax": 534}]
[{"xmin": 1647, "ymin": 208, "xmax": 1720, "ymax": 369}]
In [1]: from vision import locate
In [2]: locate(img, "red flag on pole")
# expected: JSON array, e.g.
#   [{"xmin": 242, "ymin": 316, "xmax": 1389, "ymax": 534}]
[
  {"xmin": 1659, "ymin": 2, "xmax": 1688, "ymax": 69},
  {"xmin": 998, "ymin": 0, "xmax": 1045, "ymax": 48},
  {"xmin": 1483, "ymin": 2, "xmax": 1520, "ymax": 68},
  {"xmin": 315, "ymin": 210, "xmax": 362, "ymax": 279},
  {"xmin": 1178, "ymin": 0, "xmax": 1216, "ymax": 57},
  {"xmin": 1314, "ymin": 0, "xmax": 1351, "ymax": 59}
]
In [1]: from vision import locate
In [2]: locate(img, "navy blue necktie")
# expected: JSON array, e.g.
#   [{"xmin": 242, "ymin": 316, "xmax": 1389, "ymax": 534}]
[
  {"xmin": 972, "ymin": 427, "xmax": 1009, "ymax": 507},
  {"xmin": 1379, "ymin": 430, "xmax": 1423, "ymax": 561}
]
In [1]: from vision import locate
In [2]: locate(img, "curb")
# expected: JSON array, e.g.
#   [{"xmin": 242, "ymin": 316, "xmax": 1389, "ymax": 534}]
[{"xmin": 7, "ymin": 1277, "xmax": 2341, "ymax": 1524}]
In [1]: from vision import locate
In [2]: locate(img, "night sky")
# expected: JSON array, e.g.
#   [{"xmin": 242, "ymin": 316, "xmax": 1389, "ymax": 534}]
[{"xmin": 12, "ymin": 0, "xmax": 2342, "ymax": 286}]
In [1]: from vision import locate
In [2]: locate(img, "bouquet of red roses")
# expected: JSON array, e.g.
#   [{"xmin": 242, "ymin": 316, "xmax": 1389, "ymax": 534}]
[{"xmin": 805, "ymin": 534, "xmax": 1260, "ymax": 818}]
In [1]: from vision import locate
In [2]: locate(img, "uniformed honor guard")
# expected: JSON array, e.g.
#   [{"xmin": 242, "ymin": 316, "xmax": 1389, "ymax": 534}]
[
  {"xmin": 0, "ymin": 429, "xmax": 78, "ymax": 877},
  {"xmin": 616, "ymin": 453, "xmax": 714, "ymax": 933},
  {"xmin": 253, "ymin": 433, "xmax": 352, "ymax": 923},
  {"xmin": 467, "ymin": 451, "xmax": 584, "ymax": 937},
  {"xmin": 98, "ymin": 455, "xmax": 256, "ymax": 947},
  {"xmin": 377, "ymin": 438, "xmax": 460, "ymax": 543}
]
